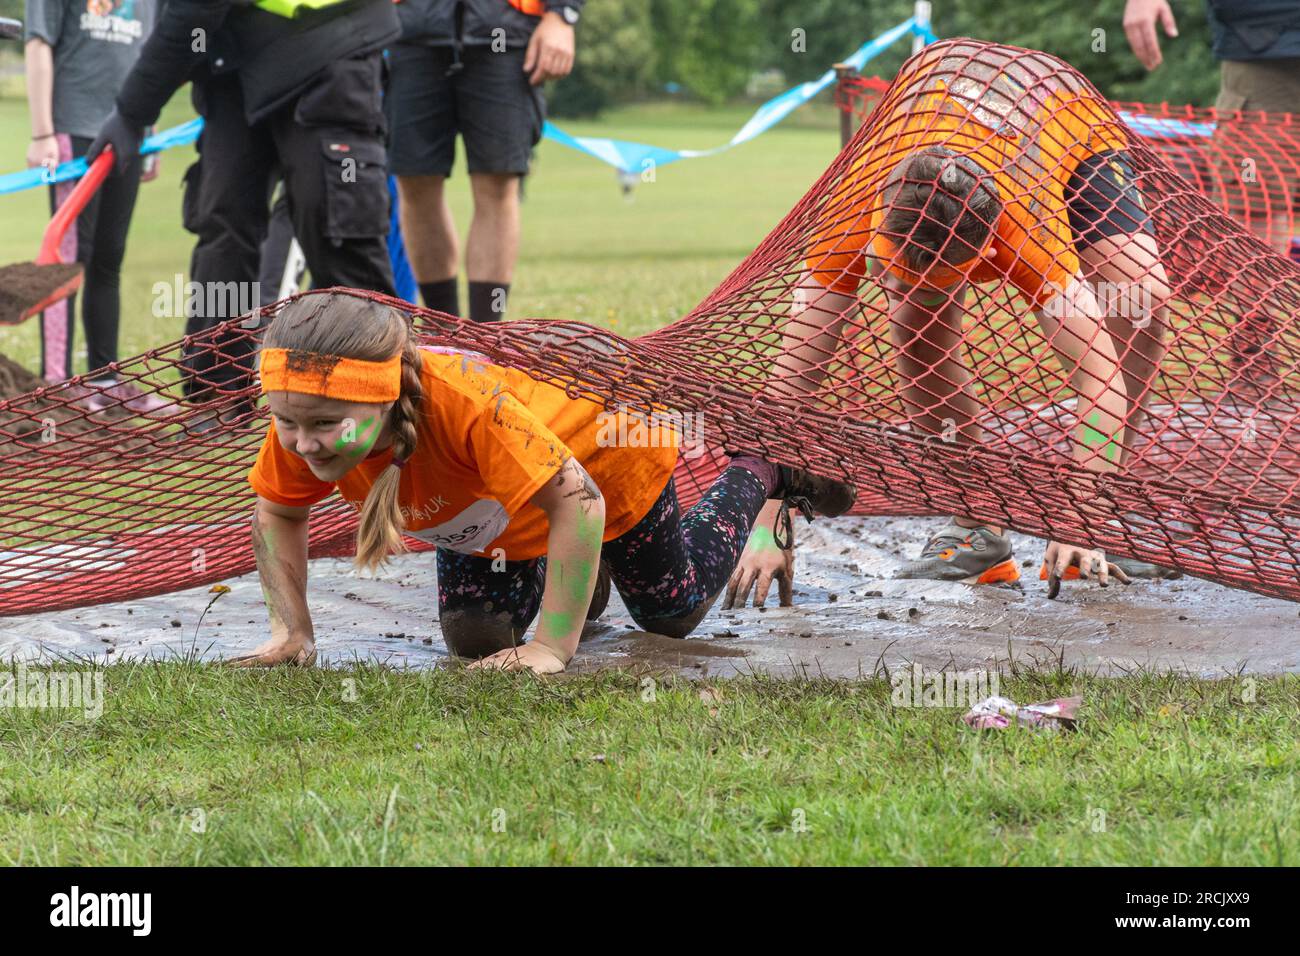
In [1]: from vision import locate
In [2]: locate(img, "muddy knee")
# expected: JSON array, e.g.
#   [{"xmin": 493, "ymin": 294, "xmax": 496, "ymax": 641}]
[
  {"xmin": 631, "ymin": 597, "xmax": 715, "ymax": 640},
  {"xmin": 439, "ymin": 607, "xmax": 525, "ymax": 659}
]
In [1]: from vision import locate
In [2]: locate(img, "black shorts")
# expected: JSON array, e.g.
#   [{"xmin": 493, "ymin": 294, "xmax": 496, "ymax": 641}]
[
  {"xmin": 385, "ymin": 43, "xmax": 546, "ymax": 177},
  {"xmin": 1066, "ymin": 149, "xmax": 1155, "ymax": 247}
]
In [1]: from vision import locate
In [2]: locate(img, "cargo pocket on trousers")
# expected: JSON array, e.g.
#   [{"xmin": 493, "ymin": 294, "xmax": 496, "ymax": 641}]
[{"xmin": 319, "ymin": 136, "xmax": 389, "ymax": 242}]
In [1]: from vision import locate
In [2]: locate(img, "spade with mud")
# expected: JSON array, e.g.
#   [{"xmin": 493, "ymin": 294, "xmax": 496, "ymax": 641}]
[{"xmin": 0, "ymin": 149, "xmax": 114, "ymax": 326}]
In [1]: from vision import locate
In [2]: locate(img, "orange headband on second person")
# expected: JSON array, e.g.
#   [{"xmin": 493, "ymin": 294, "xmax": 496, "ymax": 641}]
[{"xmin": 259, "ymin": 347, "xmax": 402, "ymax": 403}]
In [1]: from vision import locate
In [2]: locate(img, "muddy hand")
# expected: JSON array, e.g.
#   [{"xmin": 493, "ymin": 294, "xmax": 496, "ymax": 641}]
[
  {"xmin": 226, "ymin": 635, "xmax": 316, "ymax": 667},
  {"xmin": 724, "ymin": 527, "xmax": 795, "ymax": 609},
  {"xmin": 1041, "ymin": 540, "xmax": 1132, "ymax": 599},
  {"xmin": 469, "ymin": 642, "xmax": 566, "ymax": 674}
]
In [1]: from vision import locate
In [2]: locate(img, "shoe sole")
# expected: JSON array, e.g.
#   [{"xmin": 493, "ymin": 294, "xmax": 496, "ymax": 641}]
[
  {"xmin": 896, "ymin": 557, "xmax": 1021, "ymax": 586},
  {"xmin": 965, "ymin": 558, "xmax": 1022, "ymax": 586}
]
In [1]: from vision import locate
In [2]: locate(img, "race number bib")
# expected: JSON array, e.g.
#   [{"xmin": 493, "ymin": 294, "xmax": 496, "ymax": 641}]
[{"xmin": 405, "ymin": 499, "xmax": 510, "ymax": 554}]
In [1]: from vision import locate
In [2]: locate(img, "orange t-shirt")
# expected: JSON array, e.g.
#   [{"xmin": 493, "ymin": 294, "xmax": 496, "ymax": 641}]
[
  {"xmin": 248, "ymin": 347, "xmax": 680, "ymax": 560},
  {"xmin": 806, "ymin": 41, "xmax": 1128, "ymax": 308}
]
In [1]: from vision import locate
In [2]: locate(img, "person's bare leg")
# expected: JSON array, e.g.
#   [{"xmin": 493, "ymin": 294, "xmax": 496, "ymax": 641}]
[
  {"xmin": 467, "ymin": 172, "xmax": 520, "ymax": 282},
  {"xmin": 395, "ymin": 174, "xmax": 458, "ymax": 282},
  {"xmin": 1076, "ymin": 233, "xmax": 1172, "ymax": 467},
  {"xmin": 463, "ymin": 172, "xmax": 521, "ymax": 321},
  {"xmin": 1077, "ymin": 233, "xmax": 1185, "ymax": 577}
]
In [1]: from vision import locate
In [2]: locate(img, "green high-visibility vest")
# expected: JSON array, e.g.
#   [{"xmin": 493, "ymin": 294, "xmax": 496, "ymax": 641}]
[{"xmin": 255, "ymin": 0, "xmax": 350, "ymax": 18}]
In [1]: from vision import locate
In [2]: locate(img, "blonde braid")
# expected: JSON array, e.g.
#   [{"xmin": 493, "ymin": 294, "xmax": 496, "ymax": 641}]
[{"xmin": 354, "ymin": 333, "xmax": 425, "ymax": 573}]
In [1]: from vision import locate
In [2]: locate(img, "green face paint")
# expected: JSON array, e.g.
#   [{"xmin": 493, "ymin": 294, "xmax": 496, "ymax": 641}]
[
  {"xmin": 334, "ymin": 415, "xmax": 382, "ymax": 458},
  {"xmin": 1081, "ymin": 410, "xmax": 1122, "ymax": 463}
]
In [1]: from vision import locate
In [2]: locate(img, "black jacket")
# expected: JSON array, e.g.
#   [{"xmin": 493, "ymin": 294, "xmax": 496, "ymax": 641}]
[
  {"xmin": 116, "ymin": 0, "xmax": 400, "ymax": 127},
  {"xmin": 395, "ymin": 0, "xmax": 582, "ymax": 48},
  {"xmin": 1206, "ymin": 0, "xmax": 1300, "ymax": 60}
]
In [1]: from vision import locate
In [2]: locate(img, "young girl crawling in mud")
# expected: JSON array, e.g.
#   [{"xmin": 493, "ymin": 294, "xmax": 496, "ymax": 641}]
[{"xmin": 237, "ymin": 291, "xmax": 854, "ymax": 673}]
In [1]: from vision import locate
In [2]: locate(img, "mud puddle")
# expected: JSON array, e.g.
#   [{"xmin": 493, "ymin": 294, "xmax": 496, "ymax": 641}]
[{"xmin": 2, "ymin": 515, "xmax": 1296, "ymax": 678}]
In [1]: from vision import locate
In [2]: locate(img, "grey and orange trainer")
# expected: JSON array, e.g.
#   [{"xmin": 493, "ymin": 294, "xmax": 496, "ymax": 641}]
[{"xmin": 896, "ymin": 522, "xmax": 1020, "ymax": 585}]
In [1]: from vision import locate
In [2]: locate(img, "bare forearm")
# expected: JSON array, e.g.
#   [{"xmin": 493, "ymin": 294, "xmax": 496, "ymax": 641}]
[
  {"xmin": 755, "ymin": 277, "xmax": 853, "ymax": 522},
  {"xmin": 24, "ymin": 39, "xmax": 54, "ymax": 137},
  {"xmin": 252, "ymin": 509, "xmax": 313, "ymax": 641},
  {"xmin": 888, "ymin": 289, "xmax": 984, "ymax": 445},
  {"xmin": 771, "ymin": 274, "xmax": 853, "ymax": 400},
  {"xmin": 1063, "ymin": 320, "xmax": 1127, "ymax": 474},
  {"xmin": 531, "ymin": 460, "xmax": 606, "ymax": 662},
  {"xmin": 533, "ymin": 497, "xmax": 604, "ymax": 662}
]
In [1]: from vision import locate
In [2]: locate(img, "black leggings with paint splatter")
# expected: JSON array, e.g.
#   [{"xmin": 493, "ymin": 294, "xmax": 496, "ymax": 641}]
[{"xmin": 437, "ymin": 467, "xmax": 768, "ymax": 639}]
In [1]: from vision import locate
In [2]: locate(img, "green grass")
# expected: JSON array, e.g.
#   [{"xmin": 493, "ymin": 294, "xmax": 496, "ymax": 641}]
[
  {"xmin": 1, "ymin": 663, "xmax": 1297, "ymax": 865},
  {"xmin": 0, "ymin": 92, "xmax": 842, "ymax": 374}
]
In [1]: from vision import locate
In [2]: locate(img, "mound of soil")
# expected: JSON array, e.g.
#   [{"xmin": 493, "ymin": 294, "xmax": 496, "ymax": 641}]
[
  {"xmin": 0, "ymin": 351, "xmax": 48, "ymax": 400},
  {"xmin": 0, "ymin": 352, "xmax": 156, "ymax": 465},
  {"xmin": 0, "ymin": 261, "xmax": 83, "ymax": 325}
]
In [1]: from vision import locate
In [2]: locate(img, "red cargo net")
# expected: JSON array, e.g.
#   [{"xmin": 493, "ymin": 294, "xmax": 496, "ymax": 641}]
[
  {"xmin": 837, "ymin": 65, "xmax": 1300, "ymax": 260},
  {"xmin": 1, "ymin": 37, "xmax": 1298, "ymax": 615}
]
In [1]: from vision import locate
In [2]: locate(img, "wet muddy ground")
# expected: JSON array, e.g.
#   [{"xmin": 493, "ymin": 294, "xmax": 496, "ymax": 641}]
[{"xmin": 2, "ymin": 515, "xmax": 1297, "ymax": 678}]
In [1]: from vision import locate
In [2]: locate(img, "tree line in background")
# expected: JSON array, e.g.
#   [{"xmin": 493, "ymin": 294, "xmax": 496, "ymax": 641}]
[
  {"xmin": 0, "ymin": 0, "xmax": 1220, "ymax": 114},
  {"xmin": 553, "ymin": 0, "xmax": 1221, "ymax": 115}
]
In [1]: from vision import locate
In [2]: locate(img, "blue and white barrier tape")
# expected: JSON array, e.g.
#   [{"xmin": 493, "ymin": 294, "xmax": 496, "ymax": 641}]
[{"xmin": 0, "ymin": 18, "xmax": 933, "ymax": 193}]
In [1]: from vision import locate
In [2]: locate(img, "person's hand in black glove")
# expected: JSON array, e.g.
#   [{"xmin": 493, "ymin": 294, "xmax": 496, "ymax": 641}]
[{"xmin": 86, "ymin": 109, "xmax": 143, "ymax": 175}]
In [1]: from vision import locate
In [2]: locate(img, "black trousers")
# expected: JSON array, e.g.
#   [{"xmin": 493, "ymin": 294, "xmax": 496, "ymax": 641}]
[
  {"xmin": 42, "ymin": 134, "xmax": 142, "ymax": 382},
  {"xmin": 180, "ymin": 53, "xmax": 397, "ymax": 401}
]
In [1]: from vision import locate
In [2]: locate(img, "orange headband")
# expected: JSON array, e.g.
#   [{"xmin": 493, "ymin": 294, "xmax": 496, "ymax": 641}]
[{"xmin": 259, "ymin": 347, "xmax": 402, "ymax": 403}]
